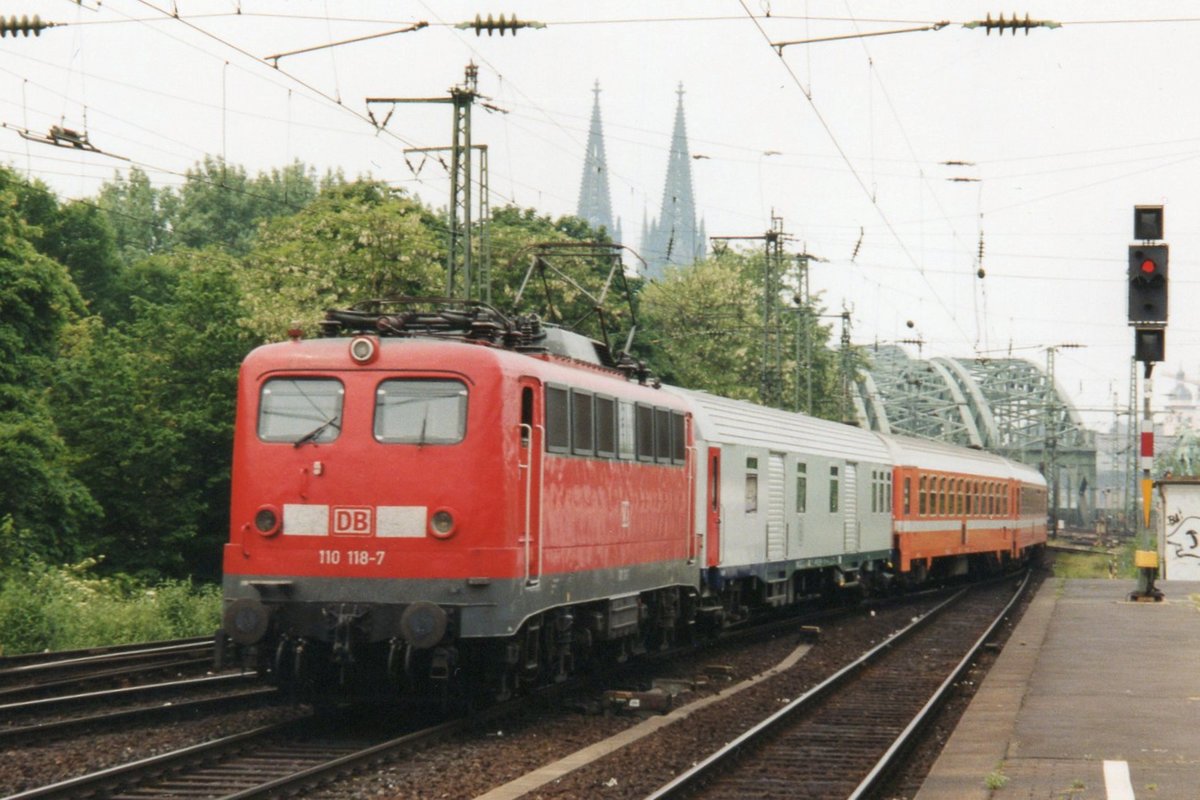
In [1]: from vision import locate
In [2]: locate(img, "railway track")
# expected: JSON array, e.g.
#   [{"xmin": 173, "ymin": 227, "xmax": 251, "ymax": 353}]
[
  {"xmin": 644, "ymin": 572, "xmax": 1031, "ymax": 800},
  {"xmin": 0, "ymin": 676, "xmax": 280, "ymax": 748},
  {"xmin": 8, "ymin": 701, "xmax": 499, "ymax": 799},
  {"xmin": 0, "ymin": 637, "xmax": 216, "ymax": 700}
]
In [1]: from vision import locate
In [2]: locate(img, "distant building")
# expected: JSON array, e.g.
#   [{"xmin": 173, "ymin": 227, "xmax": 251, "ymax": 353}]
[
  {"xmin": 641, "ymin": 83, "xmax": 705, "ymax": 281},
  {"xmin": 575, "ymin": 81, "xmax": 621, "ymax": 245},
  {"xmin": 1163, "ymin": 367, "xmax": 1199, "ymax": 436}
]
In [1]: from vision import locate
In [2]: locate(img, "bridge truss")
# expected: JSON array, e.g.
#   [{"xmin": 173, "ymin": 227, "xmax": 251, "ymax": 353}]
[{"xmin": 854, "ymin": 346, "xmax": 1096, "ymax": 524}]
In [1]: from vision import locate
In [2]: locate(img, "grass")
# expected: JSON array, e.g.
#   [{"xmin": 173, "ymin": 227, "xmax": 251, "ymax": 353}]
[
  {"xmin": 0, "ymin": 559, "xmax": 221, "ymax": 656},
  {"xmin": 1052, "ymin": 539, "xmax": 1137, "ymax": 580}
]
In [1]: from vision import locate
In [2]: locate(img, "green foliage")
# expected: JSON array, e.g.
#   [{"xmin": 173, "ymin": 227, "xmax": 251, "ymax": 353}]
[
  {"xmin": 239, "ymin": 180, "xmax": 444, "ymax": 338},
  {"xmin": 170, "ymin": 157, "xmax": 322, "ymax": 255},
  {"xmin": 95, "ymin": 166, "xmax": 173, "ymax": 263},
  {"xmin": 1154, "ymin": 425, "xmax": 1200, "ymax": 478},
  {"xmin": 0, "ymin": 176, "xmax": 101, "ymax": 562},
  {"xmin": 638, "ymin": 258, "xmax": 763, "ymax": 401},
  {"xmin": 635, "ymin": 251, "xmax": 846, "ymax": 420},
  {"xmin": 51, "ymin": 250, "xmax": 256, "ymax": 577},
  {"xmin": 0, "ymin": 559, "xmax": 221, "ymax": 655}
]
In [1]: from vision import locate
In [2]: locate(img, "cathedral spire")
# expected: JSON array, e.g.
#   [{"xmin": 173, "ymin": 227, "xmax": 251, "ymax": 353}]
[
  {"xmin": 642, "ymin": 82, "xmax": 704, "ymax": 280},
  {"xmin": 576, "ymin": 80, "xmax": 617, "ymax": 241}
]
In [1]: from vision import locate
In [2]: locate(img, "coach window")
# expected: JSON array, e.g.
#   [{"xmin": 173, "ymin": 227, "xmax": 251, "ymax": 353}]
[
  {"xmin": 375, "ymin": 379, "xmax": 468, "ymax": 445},
  {"xmin": 617, "ymin": 400, "xmax": 636, "ymax": 459},
  {"xmin": 259, "ymin": 378, "xmax": 344, "ymax": 444},
  {"xmin": 545, "ymin": 386, "xmax": 570, "ymax": 453},
  {"xmin": 904, "ymin": 477, "xmax": 912, "ymax": 516},
  {"xmin": 636, "ymin": 404, "xmax": 655, "ymax": 462},
  {"xmin": 571, "ymin": 390, "xmax": 595, "ymax": 456},
  {"xmin": 938, "ymin": 477, "xmax": 947, "ymax": 516},
  {"xmin": 655, "ymin": 408, "xmax": 672, "ymax": 464},
  {"xmin": 829, "ymin": 466, "xmax": 840, "ymax": 513},
  {"xmin": 671, "ymin": 412, "xmax": 686, "ymax": 464},
  {"xmin": 796, "ymin": 463, "xmax": 808, "ymax": 513},
  {"xmin": 919, "ymin": 475, "xmax": 927, "ymax": 516},
  {"xmin": 595, "ymin": 396, "xmax": 616, "ymax": 457},
  {"xmin": 745, "ymin": 457, "xmax": 759, "ymax": 513}
]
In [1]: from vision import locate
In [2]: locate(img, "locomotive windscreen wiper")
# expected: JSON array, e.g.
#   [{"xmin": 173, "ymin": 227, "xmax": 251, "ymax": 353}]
[{"xmin": 293, "ymin": 416, "xmax": 341, "ymax": 448}]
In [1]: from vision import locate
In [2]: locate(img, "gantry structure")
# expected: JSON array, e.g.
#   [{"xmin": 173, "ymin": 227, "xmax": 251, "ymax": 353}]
[{"xmin": 854, "ymin": 345, "xmax": 1097, "ymax": 524}]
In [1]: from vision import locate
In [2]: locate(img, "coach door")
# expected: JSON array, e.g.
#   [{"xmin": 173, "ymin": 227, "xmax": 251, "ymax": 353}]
[
  {"xmin": 706, "ymin": 447, "xmax": 721, "ymax": 567},
  {"xmin": 766, "ymin": 452, "xmax": 787, "ymax": 560},
  {"xmin": 518, "ymin": 379, "xmax": 543, "ymax": 586},
  {"xmin": 843, "ymin": 463, "xmax": 859, "ymax": 553}
]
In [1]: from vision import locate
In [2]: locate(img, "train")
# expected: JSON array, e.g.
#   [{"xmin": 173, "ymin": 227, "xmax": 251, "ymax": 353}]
[{"xmin": 216, "ymin": 300, "xmax": 1046, "ymax": 702}]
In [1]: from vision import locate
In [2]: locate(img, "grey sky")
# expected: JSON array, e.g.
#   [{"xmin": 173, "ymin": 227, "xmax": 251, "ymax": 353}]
[{"xmin": 5, "ymin": 1, "xmax": 1199, "ymax": 428}]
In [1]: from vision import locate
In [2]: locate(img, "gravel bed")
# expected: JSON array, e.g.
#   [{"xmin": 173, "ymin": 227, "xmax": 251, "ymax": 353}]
[
  {"xmin": 2, "ymin": 580, "xmax": 1032, "ymax": 800},
  {"xmin": 306, "ymin": 599, "xmax": 939, "ymax": 800},
  {"xmin": 0, "ymin": 703, "xmax": 306, "ymax": 796}
]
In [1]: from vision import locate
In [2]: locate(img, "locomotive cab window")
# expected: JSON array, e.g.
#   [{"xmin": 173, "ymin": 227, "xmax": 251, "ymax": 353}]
[
  {"xmin": 258, "ymin": 378, "xmax": 344, "ymax": 444},
  {"xmin": 374, "ymin": 379, "xmax": 468, "ymax": 445}
]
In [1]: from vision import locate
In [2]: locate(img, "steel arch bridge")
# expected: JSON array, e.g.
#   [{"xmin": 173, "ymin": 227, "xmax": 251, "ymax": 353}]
[{"xmin": 853, "ymin": 346, "xmax": 1097, "ymax": 523}]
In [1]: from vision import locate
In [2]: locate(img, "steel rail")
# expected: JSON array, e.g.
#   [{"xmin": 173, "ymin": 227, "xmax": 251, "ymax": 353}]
[
  {"xmin": 0, "ymin": 686, "xmax": 280, "ymax": 747},
  {"xmin": 3, "ymin": 719, "xmax": 308, "ymax": 800},
  {"xmin": 642, "ymin": 580, "xmax": 994, "ymax": 799},
  {"xmin": 0, "ymin": 671, "xmax": 260, "ymax": 714},
  {"xmin": 846, "ymin": 569, "xmax": 1032, "ymax": 799},
  {"xmin": 0, "ymin": 636, "xmax": 212, "ymax": 672}
]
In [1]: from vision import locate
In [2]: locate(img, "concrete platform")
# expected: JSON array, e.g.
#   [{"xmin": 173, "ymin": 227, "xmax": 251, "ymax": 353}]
[{"xmin": 916, "ymin": 579, "xmax": 1200, "ymax": 799}]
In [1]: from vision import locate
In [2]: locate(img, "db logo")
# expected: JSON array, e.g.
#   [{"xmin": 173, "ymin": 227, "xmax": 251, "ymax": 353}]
[{"xmin": 332, "ymin": 507, "xmax": 373, "ymax": 536}]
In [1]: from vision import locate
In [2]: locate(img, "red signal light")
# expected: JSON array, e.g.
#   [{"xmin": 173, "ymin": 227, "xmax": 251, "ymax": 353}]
[{"xmin": 1141, "ymin": 259, "xmax": 1157, "ymax": 275}]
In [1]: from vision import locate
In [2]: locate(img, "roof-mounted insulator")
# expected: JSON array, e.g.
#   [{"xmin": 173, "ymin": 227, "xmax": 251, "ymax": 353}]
[
  {"xmin": 456, "ymin": 13, "xmax": 546, "ymax": 36},
  {"xmin": 0, "ymin": 15, "xmax": 55, "ymax": 37}
]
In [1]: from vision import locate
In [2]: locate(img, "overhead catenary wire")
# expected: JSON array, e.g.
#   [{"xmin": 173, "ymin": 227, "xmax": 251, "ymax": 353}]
[{"xmin": 736, "ymin": 0, "xmax": 976, "ymax": 349}]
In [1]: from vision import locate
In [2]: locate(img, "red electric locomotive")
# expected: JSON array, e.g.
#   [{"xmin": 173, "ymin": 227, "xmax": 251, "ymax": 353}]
[
  {"xmin": 218, "ymin": 299, "xmax": 1046, "ymax": 702},
  {"xmin": 219, "ymin": 302, "xmax": 698, "ymax": 700}
]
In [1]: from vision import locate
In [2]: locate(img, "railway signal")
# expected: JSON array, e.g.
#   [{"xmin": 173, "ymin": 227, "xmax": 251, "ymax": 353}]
[
  {"xmin": 1128, "ymin": 204, "xmax": 1166, "ymax": 601},
  {"xmin": 1127, "ymin": 244, "xmax": 1168, "ymax": 325}
]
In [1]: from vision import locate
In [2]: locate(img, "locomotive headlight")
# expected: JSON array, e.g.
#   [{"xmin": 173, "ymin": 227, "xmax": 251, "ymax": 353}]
[
  {"xmin": 429, "ymin": 509, "xmax": 456, "ymax": 538},
  {"xmin": 254, "ymin": 505, "xmax": 281, "ymax": 537},
  {"xmin": 349, "ymin": 336, "xmax": 378, "ymax": 364}
]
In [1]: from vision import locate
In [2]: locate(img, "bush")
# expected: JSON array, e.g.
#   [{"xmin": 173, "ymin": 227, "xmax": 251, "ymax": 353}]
[{"xmin": 0, "ymin": 559, "xmax": 221, "ymax": 655}]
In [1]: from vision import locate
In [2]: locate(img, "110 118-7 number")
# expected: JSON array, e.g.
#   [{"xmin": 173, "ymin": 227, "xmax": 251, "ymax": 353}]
[{"xmin": 318, "ymin": 550, "xmax": 385, "ymax": 566}]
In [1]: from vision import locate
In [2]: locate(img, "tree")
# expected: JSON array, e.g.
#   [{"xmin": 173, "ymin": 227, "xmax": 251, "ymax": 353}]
[
  {"xmin": 96, "ymin": 166, "xmax": 173, "ymax": 264},
  {"xmin": 0, "ymin": 181, "xmax": 101, "ymax": 562},
  {"xmin": 239, "ymin": 180, "xmax": 444, "ymax": 338},
  {"xmin": 636, "ymin": 257, "xmax": 764, "ymax": 401},
  {"xmin": 52, "ymin": 249, "xmax": 255, "ymax": 578}
]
